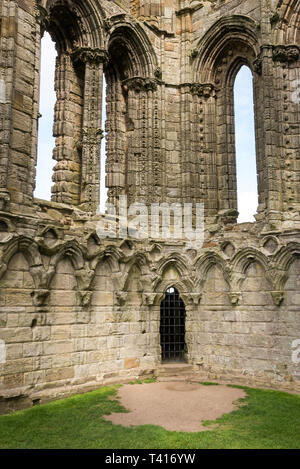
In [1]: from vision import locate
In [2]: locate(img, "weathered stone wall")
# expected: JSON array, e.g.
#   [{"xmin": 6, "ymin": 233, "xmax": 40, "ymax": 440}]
[{"xmin": 0, "ymin": 0, "xmax": 300, "ymax": 412}]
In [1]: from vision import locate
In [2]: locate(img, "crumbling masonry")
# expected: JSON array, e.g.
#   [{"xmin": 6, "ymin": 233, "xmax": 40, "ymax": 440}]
[{"xmin": 0, "ymin": 0, "xmax": 300, "ymax": 412}]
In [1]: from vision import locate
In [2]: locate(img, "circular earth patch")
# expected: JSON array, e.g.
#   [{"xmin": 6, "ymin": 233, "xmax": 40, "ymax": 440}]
[{"xmin": 104, "ymin": 381, "xmax": 246, "ymax": 432}]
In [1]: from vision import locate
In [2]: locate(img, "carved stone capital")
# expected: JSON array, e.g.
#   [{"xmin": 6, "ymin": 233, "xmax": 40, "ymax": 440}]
[
  {"xmin": 72, "ymin": 47, "xmax": 109, "ymax": 65},
  {"xmin": 142, "ymin": 293, "xmax": 157, "ymax": 306},
  {"xmin": 31, "ymin": 289, "xmax": 49, "ymax": 307},
  {"xmin": 272, "ymin": 45, "xmax": 300, "ymax": 64},
  {"xmin": 82, "ymin": 127, "xmax": 104, "ymax": 144},
  {"xmin": 115, "ymin": 291, "xmax": 128, "ymax": 306},
  {"xmin": 271, "ymin": 290, "xmax": 284, "ymax": 306},
  {"xmin": 78, "ymin": 290, "xmax": 92, "ymax": 307},
  {"xmin": 190, "ymin": 83, "xmax": 215, "ymax": 98},
  {"xmin": 154, "ymin": 67, "xmax": 162, "ymax": 80},
  {"xmin": 253, "ymin": 54, "xmax": 262, "ymax": 75},
  {"xmin": 75, "ymin": 268, "xmax": 94, "ymax": 291},
  {"xmin": 122, "ymin": 77, "xmax": 157, "ymax": 93},
  {"xmin": 228, "ymin": 292, "xmax": 241, "ymax": 306},
  {"xmin": 187, "ymin": 293, "xmax": 202, "ymax": 306},
  {"xmin": 36, "ymin": 5, "xmax": 50, "ymax": 32},
  {"xmin": 0, "ymin": 190, "xmax": 10, "ymax": 211},
  {"xmin": 189, "ymin": 49, "xmax": 198, "ymax": 59}
]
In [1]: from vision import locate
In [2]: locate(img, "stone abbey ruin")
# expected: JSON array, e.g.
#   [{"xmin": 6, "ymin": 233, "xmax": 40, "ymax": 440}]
[{"xmin": 0, "ymin": 0, "xmax": 300, "ymax": 412}]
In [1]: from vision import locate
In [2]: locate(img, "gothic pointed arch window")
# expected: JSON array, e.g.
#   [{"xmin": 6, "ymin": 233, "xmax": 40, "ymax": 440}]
[
  {"xmin": 216, "ymin": 52, "xmax": 259, "ymax": 224},
  {"xmin": 35, "ymin": 1, "xmax": 106, "ymax": 212},
  {"xmin": 234, "ymin": 65, "xmax": 258, "ymax": 222},
  {"xmin": 35, "ymin": 32, "xmax": 57, "ymax": 201},
  {"xmin": 104, "ymin": 24, "xmax": 159, "ymax": 208},
  {"xmin": 193, "ymin": 16, "xmax": 261, "ymax": 224}
]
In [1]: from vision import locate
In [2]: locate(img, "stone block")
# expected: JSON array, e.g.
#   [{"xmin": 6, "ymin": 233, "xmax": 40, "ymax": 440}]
[
  {"xmin": 43, "ymin": 341, "xmax": 72, "ymax": 356},
  {"xmin": 45, "ymin": 367, "xmax": 74, "ymax": 382},
  {"xmin": 124, "ymin": 358, "xmax": 140, "ymax": 369}
]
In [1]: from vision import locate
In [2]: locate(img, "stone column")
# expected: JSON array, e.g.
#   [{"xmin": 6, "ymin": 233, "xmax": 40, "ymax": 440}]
[
  {"xmin": 74, "ymin": 48, "xmax": 108, "ymax": 213},
  {"xmin": 51, "ymin": 52, "xmax": 75, "ymax": 205},
  {"xmin": 256, "ymin": 1, "xmax": 284, "ymax": 228},
  {"xmin": 106, "ymin": 75, "xmax": 126, "ymax": 208},
  {"xmin": 122, "ymin": 77, "xmax": 158, "ymax": 206},
  {"xmin": 191, "ymin": 83, "xmax": 218, "ymax": 224},
  {"xmin": 0, "ymin": 0, "xmax": 18, "ymax": 210}
]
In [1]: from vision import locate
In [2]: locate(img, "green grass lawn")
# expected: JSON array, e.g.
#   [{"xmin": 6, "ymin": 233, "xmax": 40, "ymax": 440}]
[{"xmin": 0, "ymin": 383, "xmax": 299, "ymax": 449}]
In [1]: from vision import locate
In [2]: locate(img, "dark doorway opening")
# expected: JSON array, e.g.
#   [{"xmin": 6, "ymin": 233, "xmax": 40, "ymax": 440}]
[{"xmin": 160, "ymin": 287, "xmax": 186, "ymax": 362}]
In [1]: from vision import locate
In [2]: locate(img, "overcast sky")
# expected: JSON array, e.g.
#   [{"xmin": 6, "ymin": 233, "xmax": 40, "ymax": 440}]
[{"xmin": 36, "ymin": 33, "xmax": 258, "ymax": 223}]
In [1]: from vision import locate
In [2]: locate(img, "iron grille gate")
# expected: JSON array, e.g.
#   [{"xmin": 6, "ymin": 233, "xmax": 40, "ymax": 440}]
[{"xmin": 160, "ymin": 287, "xmax": 186, "ymax": 362}]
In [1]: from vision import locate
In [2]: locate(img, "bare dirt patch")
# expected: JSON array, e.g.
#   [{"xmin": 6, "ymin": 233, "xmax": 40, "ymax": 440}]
[{"xmin": 104, "ymin": 381, "xmax": 246, "ymax": 432}]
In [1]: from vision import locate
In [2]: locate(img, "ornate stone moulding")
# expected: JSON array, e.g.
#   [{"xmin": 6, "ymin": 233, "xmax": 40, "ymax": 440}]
[
  {"xmin": 189, "ymin": 83, "xmax": 215, "ymax": 98},
  {"xmin": 272, "ymin": 45, "xmax": 300, "ymax": 64},
  {"xmin": 271, "ymin": 290, "xmax": 285, "ymax": 306},
  {"xmin": 115, "ymin": 291, "xmax": 128, "ymax": 306},
  {"xmin": 71, "ymin": 47, "xmax": 109, "ymax": 64},
  {"xmin": 31, "ymin": 289, "xmax": 50, "ymax": 307},
  {"xmin": 228, "ymin": 292, "xmax": 241, "ymax": 306},
  {"xmin": 253, "ymin": 53, "xmax": 262, "ymax": 74},
  {"xmin": 142, "ymin": 292, "xmax": 157, "ymax": 306},
  {"xmin": 122, "ymin": 76, "xmax": 158, "ymax": 93},
  {"xmin": 77, "ymin": 290, "xmax": 92, "ymax": 307},
  {"xmin": 82, "ymin": 127, "xmax": 104, "ymax": 145}
]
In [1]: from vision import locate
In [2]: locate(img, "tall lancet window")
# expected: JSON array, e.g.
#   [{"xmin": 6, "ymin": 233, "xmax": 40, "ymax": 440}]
[
  {"xmin": 234, "ymin": 65, "xmax": 258, "ymax": 222},
  {"xmin": 35, "ymin": 32, "xmax": 57, "ymax": 200},
  {"xmin": 100, "ymin": 76, "xmax": 108, "ymax": 213}
]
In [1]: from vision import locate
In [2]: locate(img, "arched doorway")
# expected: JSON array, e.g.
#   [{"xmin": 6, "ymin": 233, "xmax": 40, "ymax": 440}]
[{"xmin": 160, "ymin": 287, "xmax": 187, "ymax": 362}]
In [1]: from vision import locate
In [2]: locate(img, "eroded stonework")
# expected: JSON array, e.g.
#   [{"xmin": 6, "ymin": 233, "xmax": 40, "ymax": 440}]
[{"xmin": 0, "ymin": 0, "xmax": 300, "ymax": 412}]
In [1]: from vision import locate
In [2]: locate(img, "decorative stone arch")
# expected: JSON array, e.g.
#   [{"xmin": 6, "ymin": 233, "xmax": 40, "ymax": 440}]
[
  {"xmin": 152, "ymin": 255, "xmax": 197, "ymax": 312},
  {"xmin": 104, "ymin": 19, "xmax": 160, "ymax": 207},
  {"xmin": 194, "ymin": 251, "xmax": 231, "ymax": 306},
  {"xmin": 92, "ymin": 251, "xmax": 120, "ymax": 276},
  {"xmin": 275, "ymin": 242, "xmax": 300, "ymax": 307},
  {"xmin": 231, "ymin": 247, "xmax": 274, "ymax": 297},
  {"xmin": 39, "ymin": 0, "xmax": 106, "ymax": 51},
  {"xmin": 48, "ymin": 245, "xmax": 82, "ymax": 308},
  {"xmin": 107, "ymin": 18, "xmax": 158, "ymax": 79},
  {"xmin": 155, "ymin": 252, "xmax": 192, "ymax": 281},
  {"xmin": 98, "ymin": 245, "xmax": 124, "ymax": 274},
  {"xmin": 121, "ymin": 251, "xmax": 149, "ymax": 290},
  {"xmin": 154, "ymin": 280, "xmax": 193, "ymax": 308},
  {"xmin": 195, "ymin": 251, "xmax": 230, "ymax": 289},
  {"xmin": 193, "ymin": 15, "xmax": 260, "ymax": 83},
  {"xmin": 50, "ymin": 240, "xmax": 84, "ymax": 270},
  {"xmin": 88, "ymin": 248, "xmax": 124, "ymax": 309},
  {"xmin": 274, "ymin": 0, "xmax": 300, "ymax": 44},
  {"xmin": 192, "ymin": 16, "xmax": 260, "ymax": 223},
  {"xmin": 0, "ymin": 237, "xmax": 44, "ymax": 288},
  {"xmin": 119, "ymin": 261, "xmax": 146, "ymax": 307},
  {"xmin": 89, "ymin": 245, "xmax": 123, "ymax": 294},
  {"xmin": 47, "ymin": 240, "xmax": 85, "ymax": 298},
  {"xmin": 273, "ymin": 242, "xmax": 300, "ymax": 291},
  {"xmin": 0, "ymin": 237, "xmax": 49, "ymax": 307}
]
